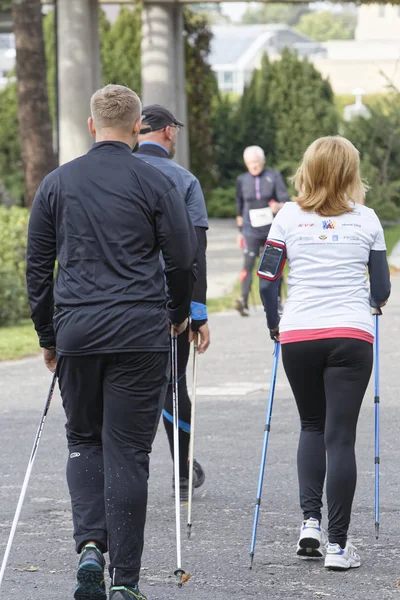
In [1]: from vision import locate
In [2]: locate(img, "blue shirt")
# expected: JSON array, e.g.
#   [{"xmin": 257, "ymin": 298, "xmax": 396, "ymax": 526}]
[{"xmin": 135, "ymin": 143, "xmax": 209, "ymax": 229}]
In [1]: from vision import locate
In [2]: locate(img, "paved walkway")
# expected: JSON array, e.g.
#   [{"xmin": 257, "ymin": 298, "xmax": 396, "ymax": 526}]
[
  {"xmin": 1, "ymin": 224, "xmax": 400, "ymax": 599},
  {"xmin": 206, "ymin": 218, "xmax": 239, "ymax": 299}
]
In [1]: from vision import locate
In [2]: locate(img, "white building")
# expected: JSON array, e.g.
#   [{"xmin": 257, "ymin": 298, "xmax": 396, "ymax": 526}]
[
  {"xmin": 209, "ymin": 24, "xmax": 325, "ymax": 95},
  {"xmin": 210, "ymin": 5, "xmax": 400, "ymax": 96},
  {"xmin": 311, "ymin": 4, "xmax": 400, "ymax": 94}
]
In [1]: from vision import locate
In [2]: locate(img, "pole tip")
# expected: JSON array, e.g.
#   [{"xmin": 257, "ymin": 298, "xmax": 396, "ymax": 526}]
[
  {"xmin": 174, "ymin": 569, "xmax": 191, "ymax": 587},
  {"xmin": 375, "ymin": 522, "xmax": 380, "ymax": 539},
  {"xmin": 249, "ymin": 554, "xmax": 254, "ymax": 570},
  {"xmin": 187, "ymin": 524, "xmax": 192, "ymax": 540}
]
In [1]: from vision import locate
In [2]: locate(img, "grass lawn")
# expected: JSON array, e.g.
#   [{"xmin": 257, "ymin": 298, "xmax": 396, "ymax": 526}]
[
  {"xmin": 0, "ymin": 319, "xmax": 39, "ymax": 361},
  {"xmin": 384, "ymin": 223, "xmax": 400, "ymax": 257}
]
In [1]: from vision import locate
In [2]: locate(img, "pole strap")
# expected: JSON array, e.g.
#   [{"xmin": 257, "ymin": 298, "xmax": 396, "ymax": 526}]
[
  {"xmin": 375, "ymin": 457, "xmax": 380, "ymax": 464},
  {"xmin": 264, "ymin": 424, "xmax": 271, "ymax": 432},
  {"xmin": 374, "ymin": 395, "xmax": 380, "ymax": 404}
]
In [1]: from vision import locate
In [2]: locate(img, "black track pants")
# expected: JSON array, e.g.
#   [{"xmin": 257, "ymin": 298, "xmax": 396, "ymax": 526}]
[
  {"xmin": 57, "ymin": 351, "xmax": 169, "ymax": 586},
  {"xmin": 241, "ymin": 235, "xmax": 282, "ymax": 306},
  {"xmin": 282, "ymin": 338, "xmax": 373, "ymax": 548},
  {"xmin": 163, "ymin": 327, "xmax": 192, "ymax": 478},
  {"xmin": 241, "ymin": 236, "xmax": 265, "ymax": 306}
]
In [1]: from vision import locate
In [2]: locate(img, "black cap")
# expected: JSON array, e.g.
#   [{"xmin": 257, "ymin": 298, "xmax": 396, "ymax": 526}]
[{"xmin": 140, "ymin": 104, "xmax": 184, "ymax": 134}]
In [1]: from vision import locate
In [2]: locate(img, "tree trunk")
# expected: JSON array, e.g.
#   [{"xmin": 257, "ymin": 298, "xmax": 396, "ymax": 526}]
[{"xmin": 12, "ymin": 0, "xmax": 56, "ymax": 207}]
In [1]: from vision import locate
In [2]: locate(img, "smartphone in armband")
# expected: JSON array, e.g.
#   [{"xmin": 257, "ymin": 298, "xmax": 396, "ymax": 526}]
[{"xmin": 257, "ymin": 241, "xmax": 286, "ymax": 280}]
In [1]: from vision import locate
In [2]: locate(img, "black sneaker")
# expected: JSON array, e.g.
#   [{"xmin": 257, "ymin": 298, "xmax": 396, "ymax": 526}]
[
  {"xmin": 173, "ymin": 459, "xmax": 206, "ymax": 501},
  {"xmin": 109, "ymin": 586, "xmax": 147, "ymax": 600},
  {"xmin": 193, "ymin": 459, "xmax": 206, "ymax": 489},
  {"xmin": 234, "ymin": 298, "xmax": 250, "ymax": 317},
  {"xmin": 74, "ymin": 543, "xmax": 106, "ymax": 600}
]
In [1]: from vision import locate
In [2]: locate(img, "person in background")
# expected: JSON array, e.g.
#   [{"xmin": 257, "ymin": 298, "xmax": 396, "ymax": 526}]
[
  {"xmin": 260, "ymin": 136, "xmax": 390, "ymax": 571},
  {"xmin": 135, "ymin": 104, "xmax": 210, "ymax": 500},
  {"xmin": 235, "ymin": 145, "xmax": 289, "ymax": 317},
  {"xmin": 26, "ymin": 85, "xmax": 198, "ymax": 600}
]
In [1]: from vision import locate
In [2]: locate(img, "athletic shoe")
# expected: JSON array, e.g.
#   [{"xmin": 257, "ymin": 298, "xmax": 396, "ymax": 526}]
[
  {"xmin": 324, "ymin": 542, "xmax": 361, "ymax": 571},
  {"xmin": 296, "ymin": 517, "xmax": 324, "ymax": 559},
  {"xmin": 234, "ymin": 298, "xmax": 250, "ymax": 317},
  {"xmin": 74, "ymin": 543, "xmax": 106, "ymax": 600},
  {"xmin": 109, "ymin": 586, "xmax": 147, "ymax": 600},
  {"xmin": 173, "ymin": 459, "xmax": 206, "ymax": 501}
]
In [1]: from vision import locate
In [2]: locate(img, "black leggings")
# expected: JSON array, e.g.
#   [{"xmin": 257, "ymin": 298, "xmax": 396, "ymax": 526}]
[
  {"xmin": 282, "ymin": 337, "xmax": 373, "ymax": 548},
  {"xmin": 163, "ymin": 326, "xmax": 192, "ymax": 478},
  {"xmin": 241, "ymin": 235, "xmax": 281, "ymax": 306},
  {"xmin": 241, "ymin": 236, "xmax": 265, "ymax": 305}
]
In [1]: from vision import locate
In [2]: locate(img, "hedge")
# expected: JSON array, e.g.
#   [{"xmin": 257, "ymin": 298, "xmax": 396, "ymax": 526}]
[{"xmin": 0, "ymin": 206, "xmax": 30, "ymax": 326}]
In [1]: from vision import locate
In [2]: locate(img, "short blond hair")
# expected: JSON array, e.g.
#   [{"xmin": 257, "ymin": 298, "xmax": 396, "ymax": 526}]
[
  {"xmin": 90, "ymin": 84, "xmax": 142, "ymax": 130},
  {"xmin": 292, "ymin": 136, "xmax": 368, "ymax": 217}
]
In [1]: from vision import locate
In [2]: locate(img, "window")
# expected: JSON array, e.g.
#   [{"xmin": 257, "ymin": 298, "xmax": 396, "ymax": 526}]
[
  {"xmin": 219, "ymin": 70, "xmax": 235, "ymax": 92},
  {"xmin": 223, "ymin": 71, "xmax": 233, "ymax": 85},
  {"xmin": 379, "ymin": 5, "xmax": 385, "ymax": 17}
]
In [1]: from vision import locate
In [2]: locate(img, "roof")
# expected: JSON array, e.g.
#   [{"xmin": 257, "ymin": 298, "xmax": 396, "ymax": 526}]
[{"xmin": 209, "ymin": 24, "xmax": 317, "ymax": 66}]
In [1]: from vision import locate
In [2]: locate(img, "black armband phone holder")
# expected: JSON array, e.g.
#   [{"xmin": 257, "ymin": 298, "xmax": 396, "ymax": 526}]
[{"xmin": 257, "ymin": 241, "xmax": 286, "ymax": 281}]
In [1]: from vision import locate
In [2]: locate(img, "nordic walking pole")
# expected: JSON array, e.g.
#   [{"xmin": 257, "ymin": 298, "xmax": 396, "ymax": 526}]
[
  {"xmin": 0, "ymin": 372, "xmax": 57, "ymax": 589},
  {"xmin": 372, "ymin": 307, "xmax": 382, "ymax": 539},
  {"xmin": 171, "ymin": 332, "xmax": 190, "ymax": 587},
  {"xmin": 250, "ymin": 341, "xmax": 280, "ymax": 570},
  {"xmin": 187, "ymin": 332, "xmax": 199, "ymax": 540}
]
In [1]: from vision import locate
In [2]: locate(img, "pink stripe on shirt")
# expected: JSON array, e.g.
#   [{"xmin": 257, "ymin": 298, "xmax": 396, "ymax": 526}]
[{"xmin": 280, "ymin": 327, "xmax": 374, "ymax": 345}]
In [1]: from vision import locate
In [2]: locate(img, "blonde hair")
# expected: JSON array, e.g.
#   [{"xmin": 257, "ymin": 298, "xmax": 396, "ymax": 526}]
[
  {"xmin": 292, "ymin": 136, "xmax": 368, "ymax": 216},
  {"xmin": 90, "ymin": 84, "xmax": 142, "ymax": 130}
]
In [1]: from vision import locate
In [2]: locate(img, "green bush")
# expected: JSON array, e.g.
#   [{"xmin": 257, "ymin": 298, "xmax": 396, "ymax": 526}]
[
  {"xmin": 0, "ymin": 206, "xmax": 30, "ymax": 325},
  {"xmin": 0, "ymin": 270, "xmax": 27, "ymax": 327},
  {"xmin": 207, "ymin": 186, "xmax": 236, "ymax": 218}
]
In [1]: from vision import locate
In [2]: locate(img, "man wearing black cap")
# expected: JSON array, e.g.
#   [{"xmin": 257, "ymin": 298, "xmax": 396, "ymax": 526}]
[{"xmin": 135, "ymin": 104, "xmax": 209, "ymax": 500}]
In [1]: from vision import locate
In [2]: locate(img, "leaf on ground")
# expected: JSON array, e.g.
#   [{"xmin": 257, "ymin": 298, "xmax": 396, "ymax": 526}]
[
  {"xmin": 314, "ymin": 593, "xmax": 331, "ymax": 597},
  {"xmin": 13, "ymin": 566, "xmax": 39, "ymax": 572},
  {"xmin": 394, "ymin": 580, "xmax": 400, "ymax": 587}
]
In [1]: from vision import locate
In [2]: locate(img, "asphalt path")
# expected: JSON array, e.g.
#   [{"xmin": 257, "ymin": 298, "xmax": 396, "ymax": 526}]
[{"xmin": 1, "ymin": 241, "xmax": 400, "ymax": 599}]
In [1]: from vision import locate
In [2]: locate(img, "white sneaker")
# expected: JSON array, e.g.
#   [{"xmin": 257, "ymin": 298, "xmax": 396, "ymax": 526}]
[
  {"xmin": 324, "ymin": 542, "xmax": 361, "ymax": 571},
  {"xmin": 296, "ymin": 517, "xmax": 324, "ymax": 559}
]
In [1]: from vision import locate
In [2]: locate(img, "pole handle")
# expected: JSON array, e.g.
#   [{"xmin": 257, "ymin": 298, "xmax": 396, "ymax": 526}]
[{"xmin": 371, "ymin": 307, "xmax": 382, "ymax": 316}]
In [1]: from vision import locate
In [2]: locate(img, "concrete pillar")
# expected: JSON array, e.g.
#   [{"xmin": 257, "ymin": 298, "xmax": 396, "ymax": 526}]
[
  {"xmin": 141, "ymin": 2, "xmax": 190, "ymax": 170},
  {"xmin": 57, "ymin": 0, "xmax": 102, "ymax": 165}
]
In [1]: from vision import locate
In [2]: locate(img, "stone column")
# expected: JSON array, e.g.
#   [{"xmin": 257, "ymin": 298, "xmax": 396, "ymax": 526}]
[
  {"xmin": 57, "ymin": 0, "xmax": 102, "ymax": 165},
  {"xmin": 141, "ymin": 2, "xmax": 190, "ymax": 170}
]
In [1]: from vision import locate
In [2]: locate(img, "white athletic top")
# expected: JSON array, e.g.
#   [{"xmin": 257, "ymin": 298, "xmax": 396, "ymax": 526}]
[{"xmin": 268, "ymin": 201, "xmax": 386, "ymax": 338}]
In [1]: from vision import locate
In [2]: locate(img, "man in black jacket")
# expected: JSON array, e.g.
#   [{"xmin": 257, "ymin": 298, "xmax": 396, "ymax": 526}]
[
  {"xmin": 135, "ymin": 105, "xmax": 209, "ymax": 500},
  {"xmin": 235, "ymin": 145, "xmax": 289, "ymax": 316},
  {"xmin": 26, "ymin": 85, "xmax": 198, "ymax": 600}
]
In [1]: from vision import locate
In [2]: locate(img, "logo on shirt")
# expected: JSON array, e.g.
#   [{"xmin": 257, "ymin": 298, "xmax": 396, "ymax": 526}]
[
  {"xmin": 332, "ymin": 235, "xmax": 339, "ymax": 241},
  {"xmin": 298, "ymin": 223, "xmax": 315, "ymax": 228},
  {"xmin": 322, "ymin": 220, "xmax": 336, "ymax": 230},
  {"xmin": 343, "ymin": 223, "xmax": 361, "ymax": 228},
  {"xmin": 319, "ymin": 235, "xmax": 328, "ymax": 240}
]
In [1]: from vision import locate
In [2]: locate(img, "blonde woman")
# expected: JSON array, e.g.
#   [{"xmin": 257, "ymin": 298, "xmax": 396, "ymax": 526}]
[{"xmin": 259, "ymin": 136, "xmax": 390, "ymax": 570}]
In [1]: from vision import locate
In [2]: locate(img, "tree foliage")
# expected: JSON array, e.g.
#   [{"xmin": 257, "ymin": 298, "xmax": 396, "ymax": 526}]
[
  {"xmin": 343, "ymin": 94, "xmax": 400, "ymax": 221},
  {"xmin": 0, "ymin": 82, "xmax": 23, "ymax": 203},
  {"xmin": 211, "ymin": 48, "xmax": 338, "ymax": 190},
  {"xmin": 269, "ymin": 48, "xmax": 338, "ymax": 167},
  {"xmin": 100, "ymin": 6, "xmax": 142, "ymax": 94},
  {"xmin": 184, "ymin": 9, "xmax": 218, "ymax": 197},
  {"xmin": 296, "ymin": 11, "xmax": 357, "ymax": 41},
  {"xmin": 241, "ymin": 3, "xmax": 310, "ymax": 26}
]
